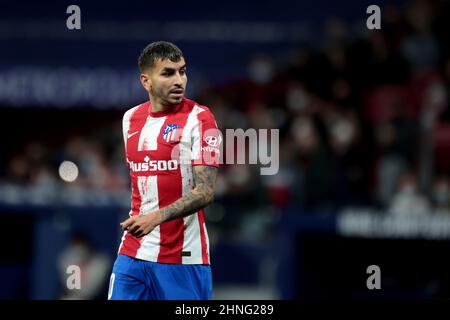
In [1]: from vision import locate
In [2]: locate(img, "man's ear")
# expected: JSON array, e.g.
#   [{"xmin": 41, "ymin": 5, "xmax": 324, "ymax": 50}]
[{"xmin": 140, "ymin": 73, "xmax": 152, "ymax": 92}]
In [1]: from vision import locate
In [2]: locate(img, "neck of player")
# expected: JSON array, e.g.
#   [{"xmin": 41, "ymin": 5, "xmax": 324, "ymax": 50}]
[{"xmin": 149, "ymin": 95, "xmax": 176, "ymax": 113}]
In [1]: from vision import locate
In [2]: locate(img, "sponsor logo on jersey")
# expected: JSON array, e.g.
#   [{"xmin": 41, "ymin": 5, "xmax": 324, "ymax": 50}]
[
  {"xmin": 201, "ymin": 146, "xmax": 220, "ymax": 153},
  {"xmin": 128, "ymin": 155, "xmax": 178, "ymax": 172},
  {"xmin": 127, "ymin": 131, "xmax": 139, "ymax": 139},
  {"xmin": 204, "ymin": 135, "xmax": 222, "ymax": 147}
]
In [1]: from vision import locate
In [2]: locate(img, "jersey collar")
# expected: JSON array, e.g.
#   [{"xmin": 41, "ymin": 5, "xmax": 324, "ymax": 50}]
[{"xmin": 147, "ymin": 98, "xmax": 184, "ymax": 117}]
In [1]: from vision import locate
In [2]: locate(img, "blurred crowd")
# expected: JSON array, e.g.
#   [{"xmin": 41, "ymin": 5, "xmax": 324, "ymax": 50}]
[
  {"xmin": 1, "ymin": 0, "xmax": 450, "ymax": 237},
  {"xmin": 202, "ymin": 0, "xmax": 450, "ymax": 221}
]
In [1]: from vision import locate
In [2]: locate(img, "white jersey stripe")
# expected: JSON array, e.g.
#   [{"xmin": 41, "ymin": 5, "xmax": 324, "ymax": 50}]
[
  {"xmin": 203, "ymin": 222, "xmax": 210, "ymax": 263},
  {"xmin": 135, "ymin": 114, "xmax": 165, "ymax": 260},
  {"xmin": 135, "ymin": 175, "xmax": 161, "ymax": 261},
  {"xmin": 122, "ymin": 105, "xmax": 139, "ymax": 149},
  {"xmin": 138, "ymin": 116, "xmax": 166, "ymax": 151},
  {"xmin": 190, "ymin": 105, "xmax": 206, "ymax": 162},
  {"xmin": 181, "ymin": 105, "xmax": 206, "ymax": 264}
]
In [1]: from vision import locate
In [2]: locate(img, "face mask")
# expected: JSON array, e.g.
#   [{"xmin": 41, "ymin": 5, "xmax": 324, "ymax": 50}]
[
  {"xmin": 434, "ymin": 185, "xmax": 449, "ymax": 206},
  {"xmin": 402, "ymin": 185, "xmax": 416, "ymax": 195},
  {"xmin": 287, "ymin": 87, "xmax": 309, "ymax": 112},
  {"xmin": 248, "ymin": 58, "xmax": 273, "ymax": 84},
  {"xmin": 69, "ymin": 244, "xmax": 90, "ymax": 261}
]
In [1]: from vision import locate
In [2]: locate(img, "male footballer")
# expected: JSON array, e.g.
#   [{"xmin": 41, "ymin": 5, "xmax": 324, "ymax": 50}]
[{"xmin": 108, "ymin": 41, "xmax": 221, "ymax": 300}]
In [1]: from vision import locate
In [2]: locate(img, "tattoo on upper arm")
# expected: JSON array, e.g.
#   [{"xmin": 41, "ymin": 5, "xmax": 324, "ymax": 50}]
[
  {"xmin": 193, "ymin": 165, "xmax": 218, "ymax": 200},
  {"xmin": 159, "ymin": 166, "xmax": 218, "ymax": 223}
]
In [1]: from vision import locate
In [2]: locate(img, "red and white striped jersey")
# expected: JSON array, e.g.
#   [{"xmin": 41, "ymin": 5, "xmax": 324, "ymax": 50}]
[{"xmin": 118, "ymin": 98, "xmax": 221, "ymax": 265}]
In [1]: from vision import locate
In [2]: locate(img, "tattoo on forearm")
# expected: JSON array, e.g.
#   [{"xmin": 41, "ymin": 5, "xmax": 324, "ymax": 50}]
[{"xmin": 159, "ymin": 166, "xmax": 218, "ymax": 223}]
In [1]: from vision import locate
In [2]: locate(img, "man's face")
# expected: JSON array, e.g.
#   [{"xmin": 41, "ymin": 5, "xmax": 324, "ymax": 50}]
[{"xmin": 141, "ymin": 57, "xmax": 187, "ymax": 106}]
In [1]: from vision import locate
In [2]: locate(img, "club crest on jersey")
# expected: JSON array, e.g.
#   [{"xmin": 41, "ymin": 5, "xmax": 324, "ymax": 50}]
[{"xmin": 162, "ymin": 124, "xmax": 180, "ymax": 143}]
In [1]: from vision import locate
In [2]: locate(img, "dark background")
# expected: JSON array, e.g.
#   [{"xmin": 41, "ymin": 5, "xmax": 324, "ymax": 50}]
[{"xmin": 1, "ymin": 0, "xmax": 450, "ymax": 300}]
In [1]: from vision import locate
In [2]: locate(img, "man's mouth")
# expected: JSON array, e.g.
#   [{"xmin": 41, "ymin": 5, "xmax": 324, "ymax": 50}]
[{"xmin": 170, "ymin": 89, "xmax": 184, "ymax": 94}]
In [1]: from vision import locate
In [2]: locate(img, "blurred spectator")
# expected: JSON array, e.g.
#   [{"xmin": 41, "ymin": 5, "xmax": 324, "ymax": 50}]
[
  {"xmin": 374, "ymin": 120, "xmax": 410, "ymax": 207},
  {"xmin": 432, "ymin": 175, "xmax": 450, "ymax": 214},
  {"xmin": 388, "ymin": 172, "xmax": 432, "ymax": 216},
  {"xmin": 58, "ymin": 233, "xmax": 110, "ymax": 300},
  {"xmin": 401, "ymin": 0, "xmax": 439, "ymax": 72},
  {"xmin": 7, "ymin": 155, "xmax": 30, "ymax": 185},
  {"xmin": 248, "ymin": 53, "xmax": 275, "ymax": 85}
]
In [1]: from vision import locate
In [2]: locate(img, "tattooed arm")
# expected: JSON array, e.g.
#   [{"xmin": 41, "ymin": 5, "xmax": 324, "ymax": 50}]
[
  {"xmin": 159, "ymin": 165, "xmax": 218, "ymax": 222},
  {"xmin": 121, "ymin": 165, "xmax": 218, "ymax": 238}
]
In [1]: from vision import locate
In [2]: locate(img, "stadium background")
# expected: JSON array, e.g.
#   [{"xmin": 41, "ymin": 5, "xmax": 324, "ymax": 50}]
[{"xmin": 1, "ymin": 0, "xmax": 450, "ymax": 299}]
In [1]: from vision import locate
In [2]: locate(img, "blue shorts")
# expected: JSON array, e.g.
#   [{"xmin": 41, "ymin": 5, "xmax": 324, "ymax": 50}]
[{"xmin": 108, "ymin": 254, "xmax": 212, "ymax": 300}]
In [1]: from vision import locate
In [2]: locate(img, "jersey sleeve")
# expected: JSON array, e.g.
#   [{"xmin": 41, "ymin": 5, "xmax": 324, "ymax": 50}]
[
  {"xmin": 122, "ymin": 108, "xmax": 133, "ymax": 169},
  {"xmin": 191, "ymin": 107, "xmax": 222, "ymax": 168}
]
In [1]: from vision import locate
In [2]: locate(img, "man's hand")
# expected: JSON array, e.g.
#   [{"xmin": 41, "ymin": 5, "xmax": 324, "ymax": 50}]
[{"xmin": 120, "ymin": 211, "xmax": 163, "ymax": 238}]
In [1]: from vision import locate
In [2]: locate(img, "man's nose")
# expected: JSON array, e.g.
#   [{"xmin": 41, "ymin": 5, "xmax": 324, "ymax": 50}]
[{"xmin": 174, "ymin": 72, "xmax": 183, "ymax": 86}]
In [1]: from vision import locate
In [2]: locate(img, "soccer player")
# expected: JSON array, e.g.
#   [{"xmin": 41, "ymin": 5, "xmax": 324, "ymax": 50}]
[{"xmin": 108, "ymin": 41, "xmax": 221, "ymax": 300}]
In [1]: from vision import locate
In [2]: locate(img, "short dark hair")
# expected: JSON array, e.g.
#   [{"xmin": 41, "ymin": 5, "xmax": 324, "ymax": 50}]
[{"xmin": 138, "ymin": 41, "xmax": 184, "ymax": 72}]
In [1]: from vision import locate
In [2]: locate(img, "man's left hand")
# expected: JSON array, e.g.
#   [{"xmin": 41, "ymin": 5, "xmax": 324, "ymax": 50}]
[{"xmin": 120, "ymin": 212, "xmax": 164, "ymax": 238}]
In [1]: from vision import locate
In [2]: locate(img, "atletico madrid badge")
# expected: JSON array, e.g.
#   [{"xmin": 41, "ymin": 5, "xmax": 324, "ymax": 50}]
[{"xmin": 162, "ymin": 124, "xmax": 181, "ymax": 143}]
